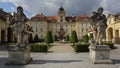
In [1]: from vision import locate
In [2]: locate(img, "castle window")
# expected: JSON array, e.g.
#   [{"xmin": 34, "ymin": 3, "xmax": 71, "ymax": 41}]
[
  {"xmin": 60, "ymin": 16, "xmax": 63, "ymax": 19},
  {"xmin": 82, "ymin": 29, "xmax": 84, "ymax": 32},
  {"xmin": 40, "ymin": 28, "xmax": 43, "ymax": 32},
  {"xmin": 61, "ymin": 19, "xmax": 63, "ymax": 22}
]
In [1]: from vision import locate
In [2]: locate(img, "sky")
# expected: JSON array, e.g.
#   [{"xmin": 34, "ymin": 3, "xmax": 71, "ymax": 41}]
[{"xmin": 0, "ymin": 0, "xmax": 120, "ymax": 18}]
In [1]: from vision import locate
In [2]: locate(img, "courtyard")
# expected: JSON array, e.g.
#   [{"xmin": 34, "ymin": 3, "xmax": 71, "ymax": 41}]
[
  {"xmin": 0, "ymin": 0, "xmax": 120, "ymax": 68},
  {"xmin": 0, "ymin": 43, "xmax": 120, "ymax": 68}
]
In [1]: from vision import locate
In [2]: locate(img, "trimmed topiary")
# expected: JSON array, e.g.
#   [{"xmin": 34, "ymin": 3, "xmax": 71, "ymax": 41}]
[
  {"xmin": 34, "ymin": 34, "xmax": 39, "ymax": 43},
  {"xmin": 70, "ymin": 31, "xmax": 78, "ymax": 45},
  {"xmin": 53, "ymin": 35, "xmax": 57, "ymax": 41},
  {"xmin": 45, "ymin": 31, "xmax": 53, "ymax": 45},
  {"xmin": 30, "ymin": 44, "xmax": 47, "ymax": 52},
  {"xmin": 28, "ymin": 34, "xmax": 34, "ymax": 43},
  {"xmin": 74, "ymin": 43, "xmax": 89, "ymax": 52},
  {"xmin": 83, "ymin": 34, "xmax": 89, "ymax": 43},
  {"xmin": 89, "ymin": 33, "xmax": 94, "ymax": 39},
  {"xmin": 102, "ymin": 41, "xmax": 115, "ymax": 49},
  {"xmin": 66, "ymin": 35, "xmax": 70, "ymax": 41}
]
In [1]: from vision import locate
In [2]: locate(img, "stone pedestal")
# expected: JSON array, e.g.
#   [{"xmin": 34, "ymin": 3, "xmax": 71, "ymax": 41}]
[
  {"xmin": 88, "ymin": 45, "xmax": 113, "ymax": 64},
  {"xmin": 6, "ymin": 46, "xmax": 32, "ymax": 65}
]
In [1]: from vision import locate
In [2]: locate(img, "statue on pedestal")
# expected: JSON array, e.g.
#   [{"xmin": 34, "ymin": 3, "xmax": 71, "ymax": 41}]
[
  {"xmin": 88, "ymin": 7, "xmax": 113, "ymax": 64},
  {"xmin": 6, "ymin": 6, "xmax": 32, "ymax": 65}
]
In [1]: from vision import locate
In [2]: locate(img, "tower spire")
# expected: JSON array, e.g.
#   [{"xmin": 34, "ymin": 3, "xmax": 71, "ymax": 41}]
[{"xmin": 61, "ymin": 0, "xmax": 62, "ymax": 7}]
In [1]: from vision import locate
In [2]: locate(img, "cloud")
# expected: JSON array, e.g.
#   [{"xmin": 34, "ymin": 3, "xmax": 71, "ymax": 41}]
[
  {"xmin": 100, "ymin": 0, "xmax": 120, "ymax": 15},
  {"xmin": 0, "ymin": 0, "xmax": 120, "ymax": 18}
]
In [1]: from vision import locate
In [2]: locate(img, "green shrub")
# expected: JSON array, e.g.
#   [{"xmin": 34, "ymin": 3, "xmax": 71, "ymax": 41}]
[
  {"xmin": 30, "ymin": 44, "xmax": 47, "ymax": 52},
  {"xmin": 28, "ymin": 34, "xmax": 34, "ymax": 43},
  {"xmin": 66, "ymin": 35, "xmax": 70, "ymax": 41},
  {"xmin": 45, "ymin": 31, "xmax": 53, "ymax": 45},
  {"xmin": 102, "ymin": 41, "xmax": 114, "ymax": 49},
  {"xmin": 39, "ymin": 39, "xmax": 44, "ymax": 42},
  {"xmin": 89, "ymin": 33, "xmax": 94, "ymax": 39},
  {"xmin": 83, "ymin": 34, "xmax": 89, "ymax": 43},
  {"xmin": 70, "ymin": 31, "xmax": 78, "ymax": 45},
  {"xmin": 53, "ymin": 35, "xmax": 57, "ymax": 41},
  {"xmin": 74, "ymin": 43, "xmax": 89, "ymax": 52},
  {"xmin": 34, "ymin": 34, "xmax": 39, "ymax": 43}
]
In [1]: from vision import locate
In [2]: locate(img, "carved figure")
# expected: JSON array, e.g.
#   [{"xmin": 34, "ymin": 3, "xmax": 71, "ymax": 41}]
[
  {"xmin": 9, "ymin": 6, "xmax": 32, "ymax": 48},
  {"xmin": 90, "ymin": 7, "xmax": 107, "ymax": 45}
]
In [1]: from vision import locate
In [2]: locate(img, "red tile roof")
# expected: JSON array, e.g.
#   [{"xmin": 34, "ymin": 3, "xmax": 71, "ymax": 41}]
[
  {"xmin": 31, "ymin": 13, "xmax": 45, "ymax": 20},
  {"xmin": 46, "ymin": 16, "xmax": 58, "ymax": 21},
  {"xmin": 31, "ymin": 13, "xmax": 89, "ymax": 21}
]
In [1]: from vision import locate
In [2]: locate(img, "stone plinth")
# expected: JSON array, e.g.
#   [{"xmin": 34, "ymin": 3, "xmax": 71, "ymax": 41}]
[
  {"xmin": 6, "ymin": 46, "xmax": 32, "ymax": 65},
  {"xmin": 88, "ymin": 45, "xmax": 113, "ymax": 64}
]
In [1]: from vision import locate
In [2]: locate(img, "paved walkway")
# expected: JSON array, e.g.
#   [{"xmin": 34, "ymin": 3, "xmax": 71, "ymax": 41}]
[
  {"xmin": 48, "ymin": 42, "xmax": 74, "ymax": 53},
  {"xmin": 0, "ymin": 44, "xmax": 120, "ymax": 68}
]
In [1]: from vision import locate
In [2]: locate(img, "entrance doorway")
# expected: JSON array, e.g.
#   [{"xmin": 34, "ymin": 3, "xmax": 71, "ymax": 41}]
[
  {"xmin": 115, "ymin": 30, "xmax": 119, "ymax": 43},
  {"xmin": 58, "ymin": 25, "xmax": 65, "ymax": 41},
  {"xmin": 1, "ymin": 30, "xmax": 5, "ymax": 43},
  {"xmin": 107, "ymin": 27, "xmax": 113, "ymax": 41},
  {"xmin": 7, "ymin": 27, "xmax": 13, "ymax": 42}
]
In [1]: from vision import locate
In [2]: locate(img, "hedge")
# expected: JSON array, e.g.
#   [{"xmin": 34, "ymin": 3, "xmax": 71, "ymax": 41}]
[
  {"xmin": 30, "ymin": 44, "xmax": 47, "ymax": 52},
  {"xmin": 73, "ymin": 43, "xmax": 90, "ymax": 52},
  {"xmin": 102, "ymin": 41, "xmax": 115, "ymax": 49}
]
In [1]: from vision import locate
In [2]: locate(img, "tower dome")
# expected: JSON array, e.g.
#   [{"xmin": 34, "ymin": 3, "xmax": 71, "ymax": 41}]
[{"xmin": 59, "ymin": 6, "xmax": 64, "ymax": 11}]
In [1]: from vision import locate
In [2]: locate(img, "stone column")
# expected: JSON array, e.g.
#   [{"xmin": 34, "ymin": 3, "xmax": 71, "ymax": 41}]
[
  {"xmin": 5, "ymin": 29, "xmax": 8, "ymax": 42},
  {"xmin": 106, "ymin": 29, "xmax": 109, "ymax": 41}
]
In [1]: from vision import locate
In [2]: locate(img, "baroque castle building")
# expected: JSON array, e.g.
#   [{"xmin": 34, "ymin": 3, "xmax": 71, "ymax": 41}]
[
  {"xmin": 106, "ymin": 13, "xmax": 120, "ymax": 43},
  {"xmin": 0, "ymin": 6, "xmax": 90, "ymax": 43},
  {"xmin": 27, "ymin": 6, "xmax": 90, "ymax": 40}
]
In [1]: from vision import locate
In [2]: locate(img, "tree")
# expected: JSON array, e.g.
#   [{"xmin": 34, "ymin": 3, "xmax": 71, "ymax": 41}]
[
  {"xmin": 34, "ymin": 34, "xmax": 39, "ymax": 43},
  {"xmin": 89, "ymin": 33, "xmax": 94, "ymax": 40},
  {"xmin": 53, "ymin": 35, "xmax": 57, "ymax": 41},
  {"xmin": 45, "ymin": 31, "xmax": 53, "ymax": 45},
  {"xmin": 83, "ymin": 34, "xmax": 89, "ymax": 43},
  {"xmin": 70, "ymin": 31, "xmax": 78, "ymax": 45},
  {"xmin": 66, "ymin": 35, "xmax": 69, "ymax": 41},
  {"xmin": 28, "ymin": 34, "xmax": 34, "ymax": 43}
]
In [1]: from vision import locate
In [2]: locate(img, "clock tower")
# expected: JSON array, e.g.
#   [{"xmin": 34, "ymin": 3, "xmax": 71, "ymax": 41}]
[{"xmin": 57, "ymin": 6, "xmax": 66, "ymax": 23}]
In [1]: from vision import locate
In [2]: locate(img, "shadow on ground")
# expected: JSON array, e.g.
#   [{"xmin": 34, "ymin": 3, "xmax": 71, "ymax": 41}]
[
  {"xmin": 0, "ymin": 58, "xmax": 26, "ymax": 68},
  {"xmin": 30, "ymin": 59, "xmax": 82, "ymax": 64},
  {"xmin": 0, "ymin": 45, "xmax": 8, "ymax": 51},
  {"xmin": 112, "ymin": 59, "xmax": 120, "ymax": 64},
  {"xmin": 30, "ymin": 60, "xmax": 82, "ymax": 64}
]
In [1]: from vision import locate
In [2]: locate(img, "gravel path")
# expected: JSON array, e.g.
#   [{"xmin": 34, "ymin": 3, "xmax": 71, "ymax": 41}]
[{"xmin": 48, "ymin": 42, "xmax": 74, "ymax": 53}]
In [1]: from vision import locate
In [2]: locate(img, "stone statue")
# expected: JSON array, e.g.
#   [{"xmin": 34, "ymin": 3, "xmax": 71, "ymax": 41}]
[
  {"xmin": 88, "ymin": 7, "xmax": 112, "ymax": 64},
  {"xmin": 6, "ymin": 6, "xmax": 32, "ymax": 65},
  {"xmin": 10, "ymin": 6, "xmax": 31, "ymax": 49},
  {"xmin": 90, "ymin": 7, "xmax": 107, "ymax": 45}
]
